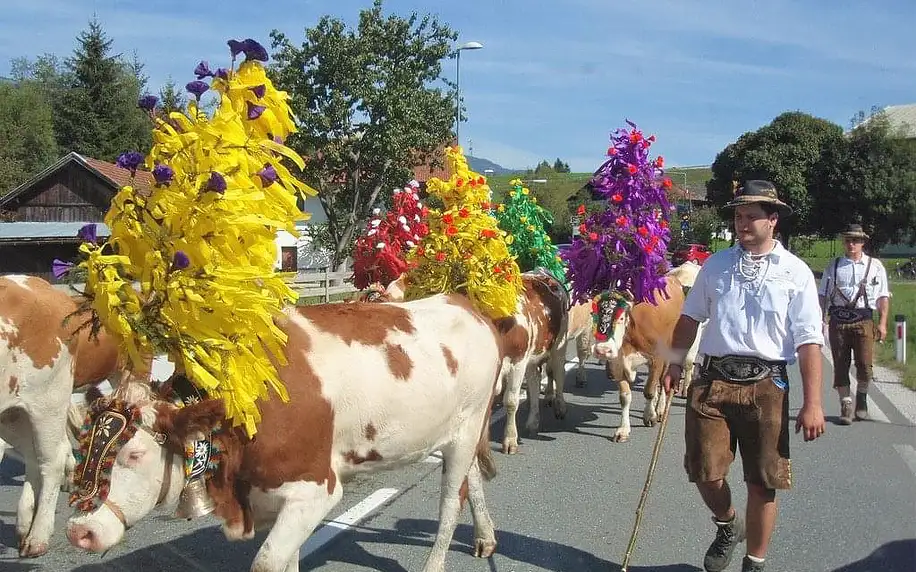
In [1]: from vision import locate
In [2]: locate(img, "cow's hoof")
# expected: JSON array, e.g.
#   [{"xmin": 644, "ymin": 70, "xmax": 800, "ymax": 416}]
[
  {"xmin": 543, "ymin": 396, "xmax": 555, "ymax": 408},
  {"xmin": 644, "ymin": 418, "xmax": 658, "ymax": 427},
  {"xmin": 501, "ymin": 442, "xmax": 519, "ymax": 455},
  {"xmin": 474, "ymin": 538, "xmax": 497, "ymax": 558},
  {"xmin": 611, "ymin": 431, "xmax": 630, "ymax": 443},
  {"xmin": 19, "ymin": 537, "xmax": 49, "ymax": 558},
  {"xmin": 553, "ymin": 406, "xmax": 567, "ymax": 420},
  {"xmin": 524, "ymin": 424, "xmax": 539, "ymax": 437}
]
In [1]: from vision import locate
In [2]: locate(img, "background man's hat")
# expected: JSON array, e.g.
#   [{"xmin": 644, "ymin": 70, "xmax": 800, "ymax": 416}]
[
  {"xmin": 723, "ymin": 180, "xmax": 793, "ymax": 215},
  {"xmin": 840, "ymin": 223, "xmax": 869, "ymax": 240}
]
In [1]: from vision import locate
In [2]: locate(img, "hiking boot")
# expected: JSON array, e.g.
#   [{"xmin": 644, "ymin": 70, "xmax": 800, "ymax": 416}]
[
  {"xmin": 704, "ymin": 514, "xmax": 746, "ymax": 572},
  {"xmin": 855, "ymin": 392, "xmax": 869, "ymax": 421},
  {"xmin": 839, "ymin": 398, "xmax": 853, "ymax": 425},
  {"xmin": 742, "ymin": 556, "xmax": 766, "ymax": 572}
]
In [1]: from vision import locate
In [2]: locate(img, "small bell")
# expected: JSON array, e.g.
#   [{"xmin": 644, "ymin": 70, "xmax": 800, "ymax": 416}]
[{"xmin": 175, "ymin": 477, "xmax": 215, "ymax": 520}]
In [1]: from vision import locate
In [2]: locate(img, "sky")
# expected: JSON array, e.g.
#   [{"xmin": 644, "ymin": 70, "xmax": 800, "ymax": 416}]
[{"xmin": 2, "ymin": 0, "xmax": 914, "ymax": 173}]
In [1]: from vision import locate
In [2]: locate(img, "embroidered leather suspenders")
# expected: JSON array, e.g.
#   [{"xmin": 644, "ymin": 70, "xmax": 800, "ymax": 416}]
[{"xmin": 828, "ymin": 256, "xmax": 874, "ymax": 324}]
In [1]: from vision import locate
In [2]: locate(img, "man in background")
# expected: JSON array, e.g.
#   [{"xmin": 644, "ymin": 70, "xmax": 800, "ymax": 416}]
[{"xmin": 818, "ymin": 223, "xmax": 890, "ymax": 424}]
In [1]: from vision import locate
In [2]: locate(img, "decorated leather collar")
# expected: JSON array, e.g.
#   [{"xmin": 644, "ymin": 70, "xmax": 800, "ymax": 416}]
[{"xmin": 591, "ymin": 291, "xmax": 631, "ymax": 343}]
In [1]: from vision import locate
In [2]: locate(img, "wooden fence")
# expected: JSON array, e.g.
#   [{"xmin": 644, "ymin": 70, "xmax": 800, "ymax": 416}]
[{"xmin": 46, "ymin": 269, "xmax": 358, "ymax": 304}]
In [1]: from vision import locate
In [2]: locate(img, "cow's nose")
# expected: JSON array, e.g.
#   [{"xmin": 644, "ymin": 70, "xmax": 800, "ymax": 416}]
[{"xmin": 67, "ymin": 524, "xmax": 97, "ymax": 551}]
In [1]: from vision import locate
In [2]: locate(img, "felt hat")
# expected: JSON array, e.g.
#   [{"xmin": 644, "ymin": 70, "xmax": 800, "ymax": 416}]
[
  {"xmin": 723, "ymin": 180, "xmax": 793, "ymax": 215},
  {"xmin": 839, "ymin": 223, "xmax": 869, "ymax": 240}
]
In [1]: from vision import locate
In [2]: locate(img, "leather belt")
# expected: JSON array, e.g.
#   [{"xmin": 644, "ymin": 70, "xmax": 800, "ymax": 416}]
[
  {"xmin": 702, "ymin": 355, "xmax": 787, "ymax": 383},
  {"xmin": 828, "ymin": 306, "xmax": 873, "ymax": 325}
]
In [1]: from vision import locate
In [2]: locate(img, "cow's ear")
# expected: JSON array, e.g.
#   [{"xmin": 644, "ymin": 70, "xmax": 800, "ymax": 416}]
[{"xmin": 157, "ymin": 399, "xmax": 225, "ymax": 443}]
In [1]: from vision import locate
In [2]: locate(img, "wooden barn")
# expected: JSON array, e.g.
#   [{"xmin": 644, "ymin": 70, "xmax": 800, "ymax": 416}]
[{"xmin": 0, "ymin": 151, "xmax": 150, "ymax": 280}]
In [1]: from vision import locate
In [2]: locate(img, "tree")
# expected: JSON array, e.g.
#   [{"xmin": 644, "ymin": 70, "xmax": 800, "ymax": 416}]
[
  {"xmin": 157, "ymin": 77, "xmax": 186, "ymax": 115},
  {"xmin": 0, "ymin": 81, "xmax": 59, "ymax": 195},
  {"xmin": 55, "ymin": 18, "xmax": 152, "ymax": 161},
  {"xmin": 268, "ymin": 0, "xmax": 457, "ymax": 268},
  {"xmin": 813, "ymin": 109, "xmax": 916, "ymax": 251},
  {"xmin": 552, "ymin": 158, "xmax": 570, "ymax": 173},
  {"xmin": 706, "ymin": 111, "xmax": 845, "ymax": 248}
]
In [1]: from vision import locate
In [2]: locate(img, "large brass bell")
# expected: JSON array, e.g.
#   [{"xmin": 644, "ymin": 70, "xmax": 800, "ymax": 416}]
[{"xmin": 175, "ymin": 477, "xmax": 215, "ymax": 520}]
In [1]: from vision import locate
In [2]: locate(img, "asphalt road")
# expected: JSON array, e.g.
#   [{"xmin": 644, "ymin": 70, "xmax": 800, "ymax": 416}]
[{"xmin": 1, "ymin": 351, "xmax": 914, "ymax": 572}]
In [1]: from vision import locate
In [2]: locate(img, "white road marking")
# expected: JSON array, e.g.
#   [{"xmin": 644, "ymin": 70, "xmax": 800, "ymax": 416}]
[
  {"xmin": 299, "ymin": 487, "xmax": 400, "ymax": 558},
  {"xmin": 892, "ymin": 444, "xmax": 916, "ymax": 478}
]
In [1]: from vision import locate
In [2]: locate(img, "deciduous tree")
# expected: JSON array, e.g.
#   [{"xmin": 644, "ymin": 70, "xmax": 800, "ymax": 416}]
[{"xmin": 268, "ymin": 0, "xmax": 457, "ymax": 268}]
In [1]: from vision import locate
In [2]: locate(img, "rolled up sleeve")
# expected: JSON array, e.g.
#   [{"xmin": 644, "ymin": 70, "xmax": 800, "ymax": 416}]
[
  {"xmin": 681, "ymin": 266, "xmax": 709, "ymax": 322},
  {"xmin": 875, "ymin": 262, "xmax": 890, "ymax": 299},
  {"xmin": 789, "ymin": 269, "xmax": 825, "ymax": 349}
]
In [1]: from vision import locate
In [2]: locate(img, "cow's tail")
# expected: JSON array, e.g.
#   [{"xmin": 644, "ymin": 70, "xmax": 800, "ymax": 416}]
[{"xmin": 476, "ymin": 419, "xmax": 498, "ymax": 481}]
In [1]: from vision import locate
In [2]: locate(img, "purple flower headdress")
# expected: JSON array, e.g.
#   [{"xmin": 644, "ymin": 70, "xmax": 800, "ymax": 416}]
[{"xmin": 562, "ymin": 120, "xmax": 674, "ymax": 305}]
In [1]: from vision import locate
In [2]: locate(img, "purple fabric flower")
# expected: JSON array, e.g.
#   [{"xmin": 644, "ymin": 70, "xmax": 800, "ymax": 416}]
[
  {"xmin": 77, "ymin": 223, "xmax": 98, "ymax": 244},
  {"xmin": 51, "ymin": 258, "xmax": 74, "ymax": 279},
  {"xmin": 138, "ymin": 94, "xmax": 158, "ymax": 112},
  {"xmin": 171, "ymin": 251, "xmax": 190, "ymax": 270},
  {"xmin": 228, "ymin": 38, "xmax": 268, "ymax": 62},
  {"xmin": 250, "ymin": 84, "xmax": 266, "ymax": 99},
  {"xmin": 246, "ymin": 101, "xmax": 266, "ymax": 120},
  {"xmin": 205, "ymin": 171, "xmax": 227, "ymax": 194},
  {"xmin": 153, "ymin": 164, "xmax": 174, "ymax": 186},
  {"xmin": 186, "ymin": 80, "xmax": 209, "ymax": 99},
  {"xmin": 194, "ymin": 60, "xmax": 214, "ymax": 79},
  {"xmin": 215, "ymin": 68, "xmax": 229, "ymax": 80},
  {"xmin": 563, "ymin": 120, "xmax": 673, "ymax": 306},
  {"xmin": 257, "ymin": 164, "xmax": 278, "ymax": 186},
  {"xmin": 115, "ymin": 151, "xmax": 144, "ymax": 175}
]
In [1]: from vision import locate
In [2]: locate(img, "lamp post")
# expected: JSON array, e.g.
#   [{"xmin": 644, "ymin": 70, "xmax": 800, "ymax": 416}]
[{"xmin": 455, "ymin": 40, "xmax": 483, "ymax": 149}]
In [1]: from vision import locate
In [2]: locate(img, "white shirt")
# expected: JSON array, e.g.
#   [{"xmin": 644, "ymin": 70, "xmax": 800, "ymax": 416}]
[
  {"xmin": 682, "ymin": 241, "xmax": 825, "ymax": 363},
  {"xmin": 818, "ymin": 255, "xmax": 889, "ymax": 310}
]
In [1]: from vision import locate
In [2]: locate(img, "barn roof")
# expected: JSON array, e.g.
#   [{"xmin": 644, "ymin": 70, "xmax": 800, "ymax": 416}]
[
  {"xmin": 0, "ymin": 151, "xmax": 153, "ymax": 209},
  {"xmin": 0, "ymin": 221, "xmax": 111, "ymax": 244}
]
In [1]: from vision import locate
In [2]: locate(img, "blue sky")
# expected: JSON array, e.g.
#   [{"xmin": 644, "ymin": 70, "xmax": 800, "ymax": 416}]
[{"xmin": 2, "ymin": 0, "xmax": 914, "ymax": 172}]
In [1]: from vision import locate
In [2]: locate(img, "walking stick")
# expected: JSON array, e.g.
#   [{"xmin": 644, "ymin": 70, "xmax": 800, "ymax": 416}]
[{"xmin": 620, "ymin": 388, "xmax": 675, "ymax": 572}]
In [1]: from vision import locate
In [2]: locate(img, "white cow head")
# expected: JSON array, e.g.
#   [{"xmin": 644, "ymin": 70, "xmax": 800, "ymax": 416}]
[
  {"xmin": 66, "ymin": 380, "xmax": 212, "ymax": 553},
  {"xmin": 591, "ymin": 291, "xmax": 634, "ymax": 361}
]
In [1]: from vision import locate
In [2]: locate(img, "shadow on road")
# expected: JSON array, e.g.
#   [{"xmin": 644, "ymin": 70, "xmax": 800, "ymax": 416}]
[
  {"xmin": 62, "ymin": 515, "xmax": 703, "ymax": 572},
  {"xmin": 830, "ymin": 539, "xmax": 916, "ymax": 572}
]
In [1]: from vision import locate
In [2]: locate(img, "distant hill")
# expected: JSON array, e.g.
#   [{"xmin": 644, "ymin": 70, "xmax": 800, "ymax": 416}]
[{"xmin": 467, "ymin": 155, "xmax": 519, "ymax": 175}]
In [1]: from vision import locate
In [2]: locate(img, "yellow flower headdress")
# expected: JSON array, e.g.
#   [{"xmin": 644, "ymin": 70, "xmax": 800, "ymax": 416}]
[
  {"xmin": 75, "ymin": 38, "xmax": 317, "ymax": 437},
  {"xmin": 404, "ymin": 146, "xmax": 522, "ymax": 319}
]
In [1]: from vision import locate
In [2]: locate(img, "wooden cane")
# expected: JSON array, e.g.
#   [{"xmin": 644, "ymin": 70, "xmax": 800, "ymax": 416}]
[{"xmin": 620, "ymin": 388, "xmax": 675, "ymax": 572}]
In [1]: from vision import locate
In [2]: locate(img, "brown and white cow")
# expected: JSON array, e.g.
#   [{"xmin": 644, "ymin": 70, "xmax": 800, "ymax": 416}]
[
  {"xmin": 494, "ymin": 270, "xmax": 570, "ymax": 455},
  {"xmin": 66, "ymin": 293, "xmax": 504, "ymax": 572},
  {"xmin": 592, "ymin": 262, "xmax": 703, "ymax": 443},
  {"xmin": 0, "ymin": 274, "xmax": 125, "ymax": 557}
]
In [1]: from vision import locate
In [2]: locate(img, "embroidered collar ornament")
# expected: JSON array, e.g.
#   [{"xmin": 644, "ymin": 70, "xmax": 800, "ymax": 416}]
[
  {"xmin": 70, "ymin": 398, "xmax": 144, "ymax": 513},
  {"xmin": 591, "ymin": 291, "xmax": 631, "ymax": 343},
  {"xmin": 563, "ymin": 120, "xmax": 674, "ymax": 306},
  {"xmin": 66, "ymin": 38, "xmax": 318, "ymax": 438}
]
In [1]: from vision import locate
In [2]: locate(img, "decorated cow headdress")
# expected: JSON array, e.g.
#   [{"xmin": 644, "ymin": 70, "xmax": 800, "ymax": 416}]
[
  {"xmin": 61, "ymin": 38, "xmax": 317, "ymax": 438},
  {"xmin": 562, "ymin": 121, "xmax": 674, "ymax": 307}
]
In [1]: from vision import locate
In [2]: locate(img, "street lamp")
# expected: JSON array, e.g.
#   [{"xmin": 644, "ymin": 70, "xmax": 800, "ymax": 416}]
[{"xmin": 455, "ymin": 40, "xmax": 483, "ymax": 149}]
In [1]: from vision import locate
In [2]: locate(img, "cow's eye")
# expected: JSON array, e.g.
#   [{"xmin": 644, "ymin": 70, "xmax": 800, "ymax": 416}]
[{"xmin": 125, "ymin": 449, "xmax": 146, "ymax": 466}]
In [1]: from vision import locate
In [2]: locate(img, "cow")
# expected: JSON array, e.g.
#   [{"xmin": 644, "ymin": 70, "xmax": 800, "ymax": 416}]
[
  {"xmin": 494, "ymin": 270, "xmax": 570, "ymax": 455},
  {"xmin": 66, "ymin": 293, "xmax": 504, "ymax": 572},
  {"xmin": 0, "ymin": 274, "xmax": 126, "ymax": 557},
  {"xmin": 592, "ymin": 262, "xmax": 703, "ymax": 443}
]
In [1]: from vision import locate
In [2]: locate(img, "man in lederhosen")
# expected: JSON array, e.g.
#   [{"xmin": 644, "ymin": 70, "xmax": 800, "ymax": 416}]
[
  {"xmin": 662, "ymin": 180, "xmax": 826, "ymax": 572},
  {"xmin": 818, "ymin": 223, "xmax": 890, "ymax": 424}
]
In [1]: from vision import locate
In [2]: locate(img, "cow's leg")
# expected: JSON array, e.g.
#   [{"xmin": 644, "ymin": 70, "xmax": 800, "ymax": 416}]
[
  {"xmin": 16, "ymin": 410, "xmax": 68, "ymax": 557},
  {"xmin": 643, "ymin": 358, "xmax": 666, "ymax": 427},
  {"xmin": 466, "ymin": 458, "xmax": 497, "ymax": 558},
  {"xmin": 423, "ymin": 432, "xmax": 480, "ymax": 572},
  {"xmin": 543, "ymin": 361, "xmax": 556, "ymax": 407},
  {"xmin": 575, "ymin": 332, "xmax": 590, "ymax": 387},
  {"xmin": 547, "ymin": 347, "xmax": 568, "ymax": 420},
  {"xmin": 250, "ymin": 478, "xmax": 343, "ymax": 572},
  {"xmin": 501, "ymin": 363, "xmax": 526, "ymax": 454},
  {"xmin": 611, "ymin": 363, "xmax": 635, "ymax": 443},
  {"xmin": 524, "ymin": 361, "xmax": 543, "ymax": 437},
  {"xmin": 679, "ymin": 360, "xmax": 695, "ymax": 399}
]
